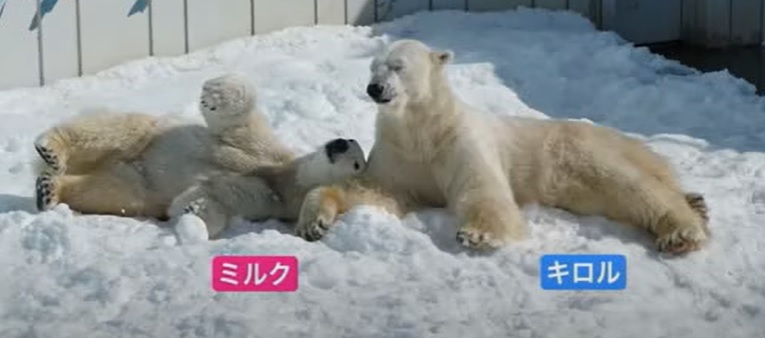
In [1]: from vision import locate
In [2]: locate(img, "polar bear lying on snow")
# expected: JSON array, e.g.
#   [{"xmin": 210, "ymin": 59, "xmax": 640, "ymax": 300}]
[
  {"xmin": 294, "ymin": 39, "xmax": 710, "ymax": 254},
  {"xmin": 33, "ymin": 73, "xmax": 367, "ymax": 239},
  {"xmin": 167, "ymin": 138, "xmax": 367, "ymax": 240}
]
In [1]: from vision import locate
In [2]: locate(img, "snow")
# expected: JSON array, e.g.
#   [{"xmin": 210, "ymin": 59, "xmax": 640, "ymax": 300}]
[{"xmin": 0, "ymin": 7, "xmax": 764, "ymax": 338}]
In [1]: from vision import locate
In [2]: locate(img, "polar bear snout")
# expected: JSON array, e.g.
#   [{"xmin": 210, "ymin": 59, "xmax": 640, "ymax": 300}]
[{"xmin": 324, "ymin": 138, "xmax": 366, "ymax": 172}]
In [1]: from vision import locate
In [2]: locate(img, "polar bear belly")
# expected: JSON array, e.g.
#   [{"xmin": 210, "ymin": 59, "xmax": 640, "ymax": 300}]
[{"xmin": 140, "ymin": 125, "xmax": 220, "ymax": 202}]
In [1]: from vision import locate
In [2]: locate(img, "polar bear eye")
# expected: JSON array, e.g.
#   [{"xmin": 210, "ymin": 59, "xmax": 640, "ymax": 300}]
[{"xmin": 390, "ymin": 64, "xmax": 404, "ymax": 72}]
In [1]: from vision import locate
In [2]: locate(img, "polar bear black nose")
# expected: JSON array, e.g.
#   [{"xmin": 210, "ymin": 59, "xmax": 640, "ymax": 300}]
[{"xmin": 366, "ymin": 84, "xmax": 383, "ymax": 99}]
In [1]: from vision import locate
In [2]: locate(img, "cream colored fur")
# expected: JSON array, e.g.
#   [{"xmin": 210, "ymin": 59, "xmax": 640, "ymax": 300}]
[
  {"xmin": 167, "ymin": 139, "xmax": 367, "ymax": 239},
  {"xmin": 294, "ymin": 39, "xmax": 710, "ymax": 254},
  {"xmin": 34, "ymin": 73, "xmax": 294, "ymax": 219}
]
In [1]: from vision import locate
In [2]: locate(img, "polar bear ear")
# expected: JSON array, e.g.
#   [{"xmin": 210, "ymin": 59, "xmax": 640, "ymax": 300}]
[{"xmin": 431, "ymin": 50, "xmax": 454, "ymax": 66}]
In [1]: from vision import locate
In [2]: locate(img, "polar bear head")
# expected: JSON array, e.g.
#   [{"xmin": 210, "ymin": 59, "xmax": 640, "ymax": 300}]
[
  {"xmin": 295, "ymin": 138, "xmax": 367, "ymax": 188},
  {"xmin": 366, "ymin": 39, "xmax": 453, "ymax": 106},
  {"xmin": 199, "ymin": 73, "xmax": 257, "ymax": 131}
]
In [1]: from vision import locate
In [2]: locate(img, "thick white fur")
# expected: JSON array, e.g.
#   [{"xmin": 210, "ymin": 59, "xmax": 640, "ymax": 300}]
[
  {"xmin": 167, "ymin": 139, "xmax": 367, "ymax": 239},
  {"xmin": 295, "ymin": 39, "xmax": 710, "ymax": 254},
  {"xmin": 34, "ymin": 73, "xmax": 293, "ymax": 219}
]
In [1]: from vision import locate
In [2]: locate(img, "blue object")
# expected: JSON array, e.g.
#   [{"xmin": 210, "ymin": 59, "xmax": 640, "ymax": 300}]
[
  {"xmin": 28, "ymin": 0, "xmax": 58, "ymax": 31},
  {"xmin": 539, "ymin": 254, "xmax": 626, "ymax": 290},
  {"xmin": 128, "ymin": 0, "xmax": 149, "ymax": 17}
]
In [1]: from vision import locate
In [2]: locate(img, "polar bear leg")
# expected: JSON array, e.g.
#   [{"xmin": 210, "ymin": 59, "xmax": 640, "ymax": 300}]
[
  {"xmin": 619, "ymin": 137, "xmax": 710, "ymax": 223},
  {"xmin": 295, "ymin": 186, "xmax": 347, "ymax": 241},
  {"xmin": 204, "ymin": 174, "xmax": 286, "ymax": 221},
  {"xmin": 34, "ymin": 113, "xmax": 157, "ymax": 174},
  {"xmin": 37, "ymin": 162, "xmax": 156, "ymax": 217},
  {"xmin": 431, "ymin": 147, "xmax": 529, "ymax": 251},
  {"xmin": 168, "ymin": 175, "xmax": 282, "ymax": 239},
  {"xmin": 168, "ymin": 186, "xmax": 229, "ymax": 240},
  {"xmin": 295, "ymin": 177, "xmax": 404, "ymax": 241},
  {"xmin": 554, "ymin": 154, "xmax": 708, "ymax": 254}
]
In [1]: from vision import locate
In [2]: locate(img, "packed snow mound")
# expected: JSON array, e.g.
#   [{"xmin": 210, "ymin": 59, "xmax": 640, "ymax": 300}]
[{"xmin": 0, "ymin": 8, "xmax": 763, "ymax": 338}]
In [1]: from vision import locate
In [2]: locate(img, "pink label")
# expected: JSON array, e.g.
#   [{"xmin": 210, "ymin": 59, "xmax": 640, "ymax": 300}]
[{"xmin": 211, "ymin": 255, "xmax": 298, "ymax": 292}]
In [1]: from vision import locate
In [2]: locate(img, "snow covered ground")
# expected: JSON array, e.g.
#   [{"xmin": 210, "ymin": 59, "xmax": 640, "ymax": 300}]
[{"xmin": 1, "ymin": 8, "xmax": 764, "ymax": 338}]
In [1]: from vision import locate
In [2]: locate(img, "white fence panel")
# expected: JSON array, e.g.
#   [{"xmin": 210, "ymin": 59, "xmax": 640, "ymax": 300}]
[
  {"xmin": 317, "ymin": 0, "xmax": 346, "ymax": 25},
  {"xmin": 702, "ymin": 0, "xmax": 731, "ymax": 47},
  {"xmin": 254, "ymin": 0, "xmax": 314, "ymax": 34},
  {"xmin": 3, "ymin": 0, "xmax": 765, "ymax": 90},
  {"xmin": 79, "ymin": 0, "xmax": 150, "ymax": 75},
  {"xmin": 568, "ymin": 0, "xmax": 598, "ymax": 24},
  {"xmin": 535, "ymin": 0, "xmax": 567, "ymax": 10},
  {"xmin": 731, "ymin": 0, "xmax": 761, "ymax": 45},
  {"xmin": 186, "ymin": 0, "xmax": 250, "ymax": 50},
  {"xmin": 150, "ymin": 0, "xmax": 185, "ymax": 56},
  {"xmin": 433, "ymin": 0, "xmax": 466, "ymax": 10},
  {"xmin": 346, "ymin": 0, "xmax": 375, "ymax": 25},
  {"xmin": 602, "ymin": 0, "xmax": 680, "ymax": 45},
  {"xmin": 0, "ymin": 0, "xmax": 39, "ymax": 89},
  {"xmin": 468, "ymin": 0, "xmax": 531, "ymax": 12},
  {"xmin": 41, "ymin": 0, "xmax": 78, "ymax": 83},
  {"xmin": 377, "ymin": 0, "xmax": 429, "ymax": 21}
]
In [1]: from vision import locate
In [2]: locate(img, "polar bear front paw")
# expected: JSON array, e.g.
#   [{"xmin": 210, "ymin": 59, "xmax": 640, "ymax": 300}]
[
  {"xmin": 295, "ymin": 208, "xmax": 337, "ymax": 242},
  {"xmin": 456, "ymin": 225, "xmax": 507, "ymax": 251},
  {"xmin": 295, "ymin": 187, "xmax": 344, "ymax": 242},
  {"xmin": 655, "ymin": 220, "xmax": 707, "ymax": 255},
  {"xmin": 456, "ymin": 206, "xmax": 528, "ymax": 251},
  {"xmin": 35, "ymin": 171, "xmax": 60, "ymax": 211}
]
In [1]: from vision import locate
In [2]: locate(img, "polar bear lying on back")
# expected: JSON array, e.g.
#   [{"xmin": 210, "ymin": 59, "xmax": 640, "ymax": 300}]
[
  {"xmin": 33, "ymin": 73, "xmax": 367, "ymax": 238},
  {"xmin": 294, "ymin": 39, "xmax": 710, "ymax": 254}
]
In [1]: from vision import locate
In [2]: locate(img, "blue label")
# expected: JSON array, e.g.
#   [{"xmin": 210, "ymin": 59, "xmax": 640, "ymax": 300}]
[{"xmin": 539, "ymin": 254, "xmax": 626, "ymax": 290}]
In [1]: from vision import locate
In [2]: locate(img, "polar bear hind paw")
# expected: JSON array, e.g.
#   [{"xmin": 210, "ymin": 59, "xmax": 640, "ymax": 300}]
[
  {"xmin": 655, "ymin": 221, "xmax": 707, "ymax": 255},
  {"xmin": 34, "ymin": 136, "xmax": 64, "ymax": 173},
  {"xmin": 684, "ymin": 192, "xmax": 709, "ymax": 224},
  {"xmin": 35, "ymin": 171, "xmax": 59, "ymax": 211},
  {"xmin": 181, "ymin": 198, "xmax": 207, "ymax": 216}
]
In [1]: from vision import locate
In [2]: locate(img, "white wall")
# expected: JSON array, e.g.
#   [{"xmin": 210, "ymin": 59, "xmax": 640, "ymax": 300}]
[{"xmin": 3, "ymin": 0, "xmax": 696, "ymax": 91}]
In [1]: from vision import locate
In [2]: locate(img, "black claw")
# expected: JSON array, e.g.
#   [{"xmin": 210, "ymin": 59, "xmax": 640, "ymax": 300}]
[
  {"xmin": 35, "ymin": 144, "xmax": 62, "ymax": 170},
  {"xmin": 35, "ymin": 175, "xmax": 53, "ymax": 211}
]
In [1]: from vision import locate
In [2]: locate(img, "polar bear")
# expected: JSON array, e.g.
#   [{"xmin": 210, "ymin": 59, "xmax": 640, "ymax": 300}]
[
  {"xmin": 33, "ymin": 73, "xmax": 294, "ymax": 219},
  {"xmin": 167, "ymin": 138, "xmax": 367, "ymax": 240},
  {"xmin": 294, "ymin": 39, "xmax": 711, "ymax": 255}
]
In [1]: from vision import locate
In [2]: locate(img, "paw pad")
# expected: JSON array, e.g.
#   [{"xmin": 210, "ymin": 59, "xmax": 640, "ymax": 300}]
[
  {"xmin": 299, "ymin": 219, "xmax": 331, "ymax": 242},
  {"xmin": 182, "ymin": 198, "xmax": 206, "ymax": 216},
  {"xmin": 656, "ymin": 225, "xmax": 707, "ymax": 255},
  {"xmin": 456, "ymin": 227, "xmax": 502, "ymax": 251},
  {"xmin": 34, "ymin": 140, "xmax": 63, "ymax": 173},
  {"xmin": 35, "ymin": 172, "xmax": 58, "ymax": 211}
]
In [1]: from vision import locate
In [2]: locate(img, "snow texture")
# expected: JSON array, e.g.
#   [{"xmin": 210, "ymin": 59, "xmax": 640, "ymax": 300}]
[{"xmin": 0, "ymin": 8, "xmax": 764, "ymax": 338}]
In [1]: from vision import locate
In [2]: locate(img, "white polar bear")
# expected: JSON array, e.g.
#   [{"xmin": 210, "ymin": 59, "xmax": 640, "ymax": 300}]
[
  {"xmin": 33, "ymin": 73, "xmax": 296, "ymax": 219},
  {"xmin": 167, "ymin": 138, "xmax": 367, "ymax": 240},
  {"xmin": 294, "ymin": 39, "xmax": 711, "ymax": 255}
]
